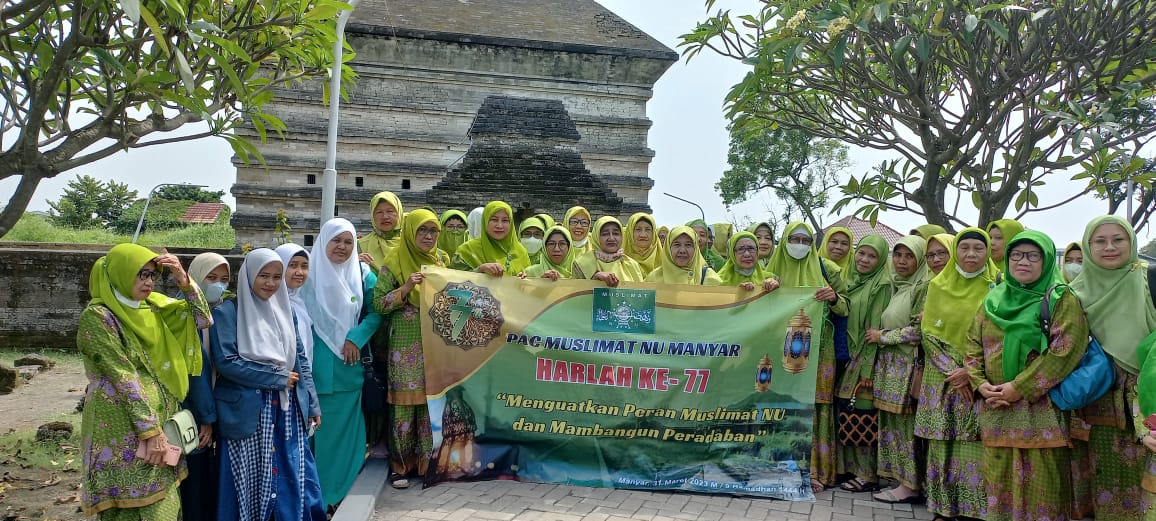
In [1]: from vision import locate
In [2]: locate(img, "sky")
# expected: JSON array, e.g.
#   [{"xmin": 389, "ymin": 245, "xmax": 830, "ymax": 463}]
[{"xmin": 0, "ymin": 0, "xmax": 1129, "ymax": 247}]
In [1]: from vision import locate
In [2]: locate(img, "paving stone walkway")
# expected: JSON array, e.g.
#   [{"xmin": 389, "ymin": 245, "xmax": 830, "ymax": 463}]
[{"xmin": 374, "ymin": 479, "xmax": 935, "ymax": 521}]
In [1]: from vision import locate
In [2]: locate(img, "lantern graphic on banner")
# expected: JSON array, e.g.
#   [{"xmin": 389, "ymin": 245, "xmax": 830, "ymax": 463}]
[
  {"xmin": 755, "ymin": 354, "xmax": 773, "ymax": 392},
  {"xmin": 434, "ymin": 387, "xmax": 480, "ymax": 480},
  {"xmin": 782, "ymin": 308, "xmax": 812, "ymax": 374}
]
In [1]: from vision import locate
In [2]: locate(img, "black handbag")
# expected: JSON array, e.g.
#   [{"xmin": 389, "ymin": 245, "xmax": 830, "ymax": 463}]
[
  {"xmin": 362, "ymin": 346, "xmax": 388, "ymax": 415},
  {"xmin": 837, "ymin": 383, "xmax": 878, "ymax": 447}
]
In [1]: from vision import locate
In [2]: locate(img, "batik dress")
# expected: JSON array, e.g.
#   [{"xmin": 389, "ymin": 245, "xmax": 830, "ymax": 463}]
[
  {"xmin": 1081, "ymin": 368, "xmax": 1148, "ymax": 520},
  {"xmin": 78, "ymin": 295, "xmax": 212, "ymax": 519},
  {"xmin": 917, "ymin": 331, "xmax": 987, "ymax": 519},
  {"xmin": 834, "ymin": 268, "xmax": 890, "ymax": 483},
  {"xmin": 812, "ymin": 259, "xmax": 850, "ymax": 488},
  {"xmin": 874, "ymin": 283, "xmax": 928, "ymax": 494},
  {"xmin": 964, "ymin": 291, "xmax": 1088, "ymax": 521},
  {"xmin": 373, "ymin": 258, "xmax": 447, "ymax": 478}
]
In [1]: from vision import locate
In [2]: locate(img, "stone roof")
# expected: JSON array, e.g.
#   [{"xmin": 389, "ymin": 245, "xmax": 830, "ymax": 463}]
[
  {"xmin": 825, "ymin": 216, "xmax": 906, "ymax": 247},
  {"xmin": 425, "ymin": 95, "xmax": 639, "ymax": 218},
  {"xmin": 349, "ymin": 0, "xmax": 678, "ymax": 60}
]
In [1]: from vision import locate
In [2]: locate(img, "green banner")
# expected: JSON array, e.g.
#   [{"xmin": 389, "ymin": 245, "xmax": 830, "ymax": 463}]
[{"xmin": 420, "ymin": 267, "xmax": 822, "ymax": 500}]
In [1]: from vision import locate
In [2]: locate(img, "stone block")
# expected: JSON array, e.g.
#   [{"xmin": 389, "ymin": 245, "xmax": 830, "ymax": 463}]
[
  {"xmin": 14, "ymin": 353, "xmax": 55, "ymax": 369},
  {"xmin": 0, "ymin": 362, "xmax": 19, "ymax": 394}
]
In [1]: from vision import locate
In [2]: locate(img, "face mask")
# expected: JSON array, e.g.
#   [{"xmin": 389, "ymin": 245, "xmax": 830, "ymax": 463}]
[
  {"xmin": 786, "ymin": 244, "xmax": 810, "ymax": 260},
  {"xmin": 1063, "ymin": 263, "xmax": 1083, "ymax": 279},
  {"xmin": 200, "ymin": 281, "xmax": 228, "ymax": 304},
  {"xmin": 521, "ymin": 237, "xmax": 543, "ymax": 255},
  {"xmin": 573, "ymin": 238, "xmax": 588, "ymax": 248},
  {"xmin": 955, "ymin": 264, "xmax": 987, "ymax": 279}
]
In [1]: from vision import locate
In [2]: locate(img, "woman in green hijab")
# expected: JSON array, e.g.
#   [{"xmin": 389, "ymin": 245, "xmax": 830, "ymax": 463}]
[
  {"xmin": 645, "ymin": 225, "xmax": 722, "ymax": 286},
  {"xmin": 767, "ymin": 221, "xmax": 849, "ymax": 493},
  {"xmin": 820, "ymin": 226, "xmax": 855, "ymax": 274},
  {"xmin": 374, "ymin": 209, "xmax": 450, "ymax": 489},
  {"xmin": 868, "ymin": 236, "xmax": 931, "ymax": 504},
  {"xmin": 624, "ymin": 213, "xmax": 662, "ymax": 275},
  {"xmin": 518, "ymin": 216, "xmax": 547, "ymax": 265},
  {"xmin": 748, "ymin": 221, "xmax": 777, "ymax": 270},
  {"xmin": 573, "ymin": 216, "xmax": 647, "ymax": 286},
  {"xmin": 78, "ymin": 244, "xmax": 210, "ymax": 519},
  {"xmin": 437, "ymin": 210, "xmax": 469, "ymax": 257},
  {"xmin": 360, "ymin": 191, "xmax": 404, "ymax": 271},
  {"xmin": 716, "ymin": 231, "xmax": 778, "ymax": 291},
  {"xmin": 911, "ymin": 224, "xmax": 947, "ymax": 239},
  {"xmin": 711, "ymin": 222, "xmax": 733, "ymax": 259},
  {"xmin": 535, "ymin": 213, "xmax": 556, "ymax": 229},
  {"xmin": 915, "ymin": 228, "xmax": 995, "ymax": 518},
  {"xmin": 924, "ymin": 233, "xmax": 954, "ymax": 276},
  {"xmin": 1060, "ymin": 242, "xmax": 1083, "ymax": 283},
  {"xmin": 986, "ymin": 218, "xmax": 1025, "ymax": 267},
  {"xmin": 452, "ymin": 201, "xmax": 532, "ymax": 276},
  {"xmin": 522, "ymin": 226, "xmax": 576, "ymax": 280},
  {"xmin": 687, "ymin": 219, "xmax": 726, "ymax": 271},
  {"xmin": 1069, "ymin": 216, "xmax": 1154, "ymax": 521},
  {"xmin": 832, "ymin": 235, "xmax": 891, "ymax": 493},
  {"xmin": 966, "ymin": 230, "xmax": 1088, "ymax": 521}
]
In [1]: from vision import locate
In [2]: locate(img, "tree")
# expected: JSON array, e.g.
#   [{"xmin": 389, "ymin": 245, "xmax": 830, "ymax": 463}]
[
  {"xmin": 47, "ymin": 174, "xmax": 137, "ymax": 228},
  {"xmin": 681, "ymin": 0, "xmax": 1156, "ymax": 231},
  {"xmin": 154, "ymin": 185, "xmax": 225, "ymax": 203},
  {"xmin": 717, "ymin": 125, "xmax": 849, "ymax": 232},
  {"xmin": 0, "ymin": 0, "xmax": 355, "ymax": 237}
]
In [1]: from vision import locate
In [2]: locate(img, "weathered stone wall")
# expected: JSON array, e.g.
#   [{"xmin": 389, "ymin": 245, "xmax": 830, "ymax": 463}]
[{"xmin": 0, "ymin": 246, "xmax": 241, "ymax": 349}]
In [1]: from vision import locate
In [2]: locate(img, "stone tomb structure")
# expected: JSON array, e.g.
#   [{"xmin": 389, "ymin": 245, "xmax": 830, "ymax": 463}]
[{"xmin": 230, "ymin": 0, "xmax": 677, "ymax": 247}]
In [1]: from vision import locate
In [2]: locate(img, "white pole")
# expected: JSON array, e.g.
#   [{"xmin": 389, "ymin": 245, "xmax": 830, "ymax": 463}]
[
  {"xmin": 322, "ymin": 0, "xmax": 361, "ymax": 222},
  {"xmin": 132, "ymin": 183, "xmax": 206, "ymax": 243}
]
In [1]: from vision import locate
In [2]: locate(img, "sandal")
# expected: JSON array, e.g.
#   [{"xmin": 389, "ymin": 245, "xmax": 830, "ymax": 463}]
[
  {"xmin": 873, "ymin": 489, "xmax": 923, "ymax": 504},
  {"xmin": 389, "ymin": 472, "xmax": 411, "ymax": 489},
  {"xmin": 839, "ymin": 477, "xmax": 881, "ymax": 492}
]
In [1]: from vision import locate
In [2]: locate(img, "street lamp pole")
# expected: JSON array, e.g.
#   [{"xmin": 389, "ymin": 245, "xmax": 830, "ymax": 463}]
[
  {"xmin": 132, "ymin": 183, "xmax": 207, "ymax": 244},
  {"xmin": 662, "ymin": 192, "xmax": 707, "ymax": 223},
  {"xmin": 321, "ymin": 0, "xmax": 361, "ymax": 222}
]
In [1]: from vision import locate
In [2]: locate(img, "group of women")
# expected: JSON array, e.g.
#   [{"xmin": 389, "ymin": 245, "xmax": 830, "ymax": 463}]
[{"xmin": 76, "ymin": 189, "xmax": 1156, "ymax": 521}]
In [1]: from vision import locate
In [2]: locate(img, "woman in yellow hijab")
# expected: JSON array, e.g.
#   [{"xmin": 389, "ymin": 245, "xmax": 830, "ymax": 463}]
[
  {"xmin": 522, "ymin": 226, "xmax": 576, "ymax": 280},
  {"xmin": 716, "ymin": 231, "xmax": 778, "ymax": 291},
  {"xmin": 624, "ymin": 212, "xmax": 662, "ymax": 275},
  {"xmin": 518, "ymin": 217, "xmax": 547, "ymax": 265},
  {"xmin": 711, "ymin": 222, "xmax": 733, "ymax": 259},
  {"xmin": 819, "ymin": 225, "xmax": 854, "ymax": 273},
  {"xmin": 451, "ymin": 201, "xmax": 531, "ymax": 276},
  {"xmin": 564, "ymin": 206, "xmax": 595, "ymax": 254},
  {"xmin": 573, "ymin": 216, "xmax": 646, "ymax": 286},
  {"xmin": 437, "ymin": 210, "xmax": 469, "ymax": 257},
  {"xmin": 985, "ymin": 218, "xmax": 1024, "ymax": 267},
  {"xmin": 645, "ymin": 225, "xmax": 722, "ymax": 285},
  {"xmin": 747, "ymin": 221, "xmax": 776, "ymax": 270},
  {"xmin": 359, "ymin": 191, "xmax": 404, "ymax": 270}
]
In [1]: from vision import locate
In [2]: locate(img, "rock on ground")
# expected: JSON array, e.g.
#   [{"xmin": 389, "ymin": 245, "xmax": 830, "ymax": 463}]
[
  {"xmin": 13, "ymin": 353, "xmax": 55, "ymax": 369},
  {"xmin": 0, "ymin": 362, "xmax": 19, "ymax": 394},
  {"xmin": 35, "ymin": 421, "xmax": 74, "ymax": 442}
]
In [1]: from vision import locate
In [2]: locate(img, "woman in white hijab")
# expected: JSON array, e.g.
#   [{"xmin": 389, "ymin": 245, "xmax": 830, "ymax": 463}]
[
  {"xmin": 275, "ymin": 244, "xmax": 314, "ymax": 363},
  {"xmin": 466, "ymin": 206, "xmax": 485, "ymax": 239},
  {"xmin": 210, "ymin": 248, "xmax": 324, "ymax": 521},
  {"xmin": 300, "ymin": 218, "xmax": 383, "ymax": 508}
]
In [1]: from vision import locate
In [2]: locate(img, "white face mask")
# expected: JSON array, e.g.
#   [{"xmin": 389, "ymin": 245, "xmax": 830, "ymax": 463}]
[
  {"xmin": 1063, "ymin": 263, "xmax": 1083, "ymax": 279},
  {"xmin": 786, "ymin": 243, "xmax": 810, "ymax": 260},
  {"xmin": 200, "ymin": 281, "xmax": 228, "ymax": 304},
  {"xmin": 956, "ymin": 263, "xmax": 987, "ymax": 279},
  {"xmin": 520, "ymin": 237, "xmax": 543, "ymax": 255}
]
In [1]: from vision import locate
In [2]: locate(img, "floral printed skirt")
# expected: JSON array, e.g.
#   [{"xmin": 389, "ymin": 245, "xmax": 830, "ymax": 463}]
[
  {"xmin": 878, "ymin": 411, "xmax": 922, "ymax": 490},
  {"xmin": 811, "ymin": 403, "xmax": 837, "ymax": 487},
  {"xmin": 984, "ymin": 445, "xmax": 1072, "ymax": 521},
  {"xmin": 924, "ymin": 438, "xmax": 986, "ymax": 518},
  {"xmin": 1089, "ymin": 425, "xmax": 1148, "ymax": 521}
]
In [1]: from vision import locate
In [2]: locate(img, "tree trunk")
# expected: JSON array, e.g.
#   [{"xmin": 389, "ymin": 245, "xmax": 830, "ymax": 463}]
[{"xmin": 0, "ymin": 173, "xmax": 42, "ymax": 238}]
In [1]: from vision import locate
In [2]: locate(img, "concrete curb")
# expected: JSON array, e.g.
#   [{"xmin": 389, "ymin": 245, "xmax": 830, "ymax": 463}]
[{"xmin": 331, "ymin": 459, "xmax": 389, "ymax": 521}]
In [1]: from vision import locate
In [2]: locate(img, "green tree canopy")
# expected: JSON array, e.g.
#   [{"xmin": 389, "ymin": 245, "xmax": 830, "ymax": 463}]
[
  {"xmin": 0, "ymin": 0, "xmax": 355, "ymax": 237},
  {"xmin": 47, "ymin": 174, "xmax": 138, "ymax": 228},
  {"xmin": 681, "ymin": 0, "xmax": 1156, "ymax": 231},
  {"xmin": 154, "ymin": 185, "xmax": 225, "ymax": 203}
]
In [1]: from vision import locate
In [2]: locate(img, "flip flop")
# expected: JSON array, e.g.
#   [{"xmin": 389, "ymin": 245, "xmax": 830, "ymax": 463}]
[
  {"xmin": 873, "ymin": 489, "xmax": 923, "ymax": 504},
  {"xmin": 840, "ymin": 478, "xmax": 882, "ymax": 492},
  {"xmin": 389, "ymin": 472, "xmax": 411, "ymax": 489}
]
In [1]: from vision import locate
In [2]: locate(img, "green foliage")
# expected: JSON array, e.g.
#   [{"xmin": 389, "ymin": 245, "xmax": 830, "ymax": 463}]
[
  {"xmin": 46, "ymin": 174, "xmax": 138, "ymax": 229},
  {"xmin": 681, "ymin": 0, "xmax": 1156, "ymax": 230},
  {"xmin": 0, "ymin": 0, "xmax": 357, "ymax": 237},
  {"xmin": 718, "ymin": 125, "xmax": 850, "ymax": 231},
  {"xmin": 274, "ymin": 209, "xmax": 292, "ymax": 245},
  {"xmin": 2, "ymin": 213, "xmax": 234, "ymax": 249},
  {"xmin": 154, "ymin": 185, "xmax": 225, "ymax": 203}
]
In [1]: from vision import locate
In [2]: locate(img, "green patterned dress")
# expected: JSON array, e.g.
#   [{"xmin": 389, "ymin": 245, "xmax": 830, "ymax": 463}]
[
  {"xmin": 964, "ymin": 291, "xmax": 1088, "ymax": 521},
  {"xmin": 872, "ymin": 283, "xmax": 928, "ymax": 493},
  {"xmin": 834, "ymin": 282, "xmax": 889, "ymax": 482},
  {"xmin": 1079, "ymin": 366, "xmax": 1148, "ymax": 520},
  {"xmin": 78, "ymin": 295, "xmax": 212, "ymax": 520},
  {"xmin": 373, "ymin": 260, "xmax": 446, "ymax": 478},
  {"xmin": 810, "ymin": 259, "xmax": 849, "ymax": 488},
  {"xmin": 916, "ymin": 331, "xmax": 987, "ymax": 519}
]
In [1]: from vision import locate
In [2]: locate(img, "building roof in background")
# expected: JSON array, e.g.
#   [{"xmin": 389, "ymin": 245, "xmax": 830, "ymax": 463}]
[
  {"xmin": 824, "ymin": 216, "xmax": 906, "ymax": 247},
  {"xmin": 349, "ymin": 0, "xmax": 678, "ymax": 59},
  {"xmin": 178, "ymin": 202, "xmax": 227, "ymax": 224}
]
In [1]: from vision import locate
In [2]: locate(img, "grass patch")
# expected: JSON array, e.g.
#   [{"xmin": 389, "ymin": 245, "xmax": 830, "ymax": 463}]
[
  {"xmin": 0, "ymin": 348, "xmax": 83, "ymax": 370},
  {"xmin": 1, "ymin": 213, "xmax": 235, "ymax": 249},
  {"xmin": 0, "ymin": 429, "xmax": 81, "ymax": 474}
]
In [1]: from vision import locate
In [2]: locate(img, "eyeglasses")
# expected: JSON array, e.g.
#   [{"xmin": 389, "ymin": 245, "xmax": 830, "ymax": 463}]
[
  {"xmin": 416, "ymin": 227, "xmax": 440, "ymax": 237},
  {"xmin": 787, "ymin": 236, "xmax": 813, "ymax": 245},
  {"xmin": 568, "ymin": 218, "xmax": 590, "ymax": 227},
  {"xmin": 734, "ymin": 246, "xmax": 758, "ymax": 255},
  {"xmin": 545, "ymin": 241, "xmax": 569, "ymax": 249},
  {"xmin": 925, "ymin": 252, "xmax": 949, "ymax": 261},
  {"xmin": 137, "ymin": 269, "xmax": 162, "ymax": 282},
  {"xmin": 444, "ymin": 224, "xmax": 466, "ymax": 231},
  {"xmin": 1009, "ymin": 250, "xmax": 1043, "ymax": 263}
]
